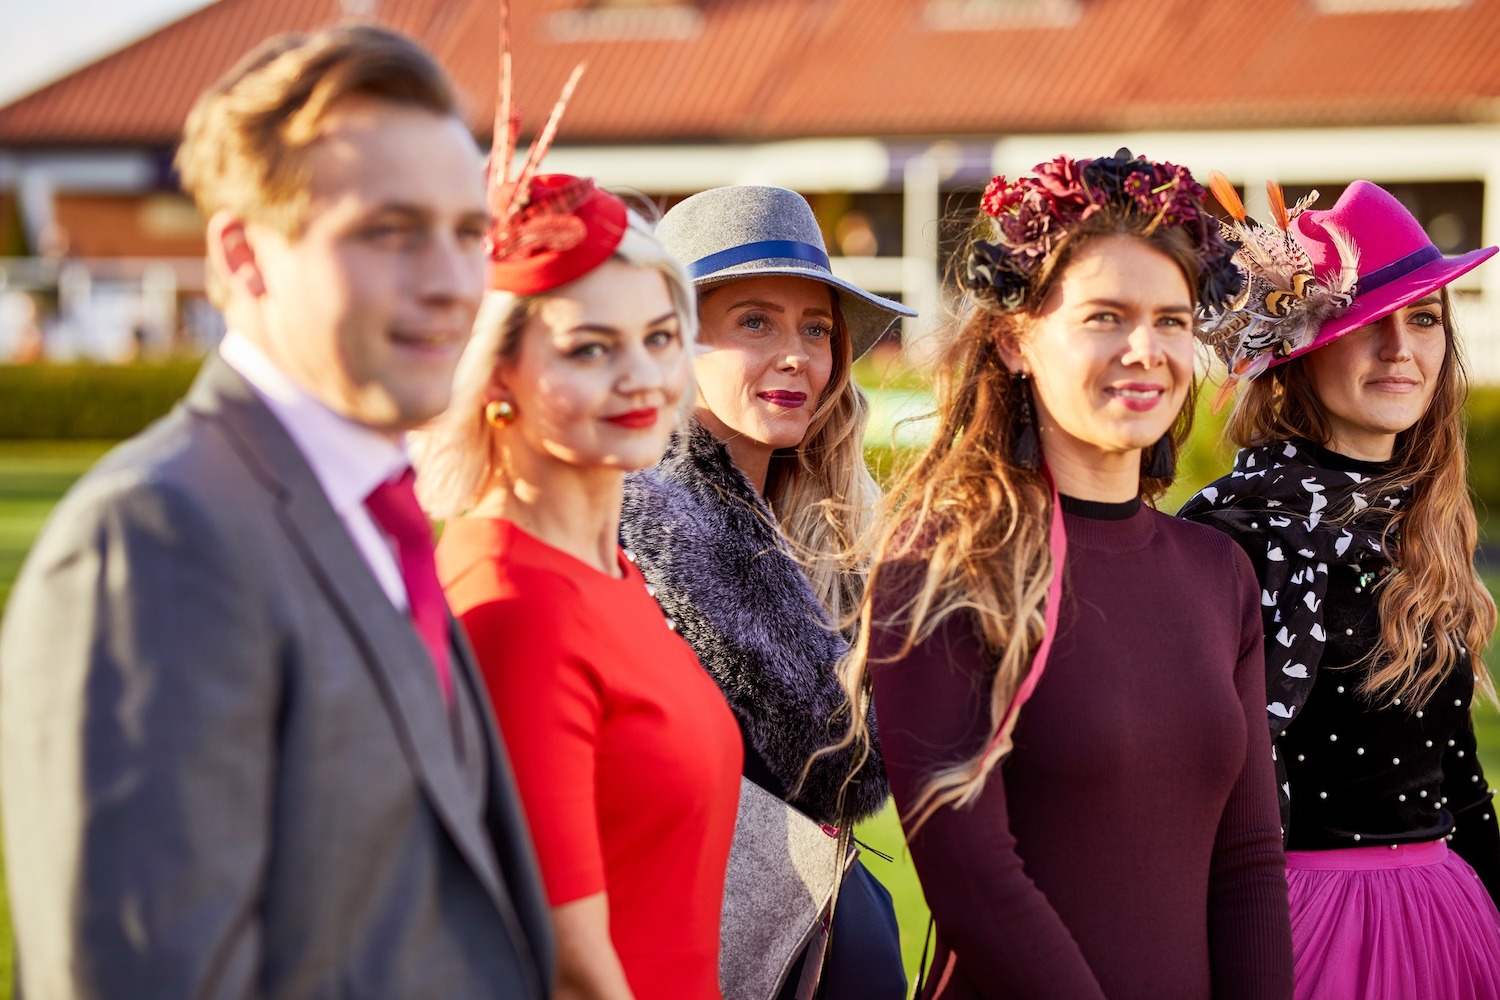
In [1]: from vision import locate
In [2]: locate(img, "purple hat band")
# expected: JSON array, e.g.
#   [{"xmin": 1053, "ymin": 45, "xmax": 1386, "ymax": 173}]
[{"xmin": 1357, "ymin": 245, "xmax": 1442, "ymax": 295}]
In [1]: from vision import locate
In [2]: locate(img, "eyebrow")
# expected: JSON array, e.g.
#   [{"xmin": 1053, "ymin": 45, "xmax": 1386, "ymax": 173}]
[
  {"xmin": 564, "ymin": 311, "xmax": 680, "ymax": 336},
  {"xmin": 727, "ymin": 298, "xmax": 833, "ymax": 318},
  {"xmin": 1082, "ymin": 297, "xmax": 1193, "ymax": 314},
  {"xmin": 364, "ymin": 203, "xmax": 489, "ymax": 226},
  {"xmin": 1409, "ymin": 295, "xmax": 1442, "ymax": 308}
]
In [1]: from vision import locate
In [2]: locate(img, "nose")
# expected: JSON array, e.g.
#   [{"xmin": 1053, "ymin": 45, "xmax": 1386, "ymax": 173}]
[
  {"xmin": 1375, "ymin": 314, "xmax": 1414, "ymax": 362},
  {"xmin": 779, "ymin": 338, "xmax": 810, "ymax": 373},
  {"xmin": 1121, "ymin": 321, "xmax": 1166, "ymax": 369}
]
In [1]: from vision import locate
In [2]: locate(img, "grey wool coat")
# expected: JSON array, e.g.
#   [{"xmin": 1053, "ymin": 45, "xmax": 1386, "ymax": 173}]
[{"xmin": 621, "ymin": 420, "xmax": 889, "ymax": 824}]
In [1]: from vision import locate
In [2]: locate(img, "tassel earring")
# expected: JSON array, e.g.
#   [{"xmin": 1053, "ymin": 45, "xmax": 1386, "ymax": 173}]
[
  {"xmin": 1010, "ymin": 371, "xmax": 1041, "ymax": 471},
  {"xmin": 484, "ymin": 400, "xmax": 516, "ymax": 429},
  {"xmin": 1144, "ymin": 434, "xmax": 1175, "ymax": 479}
]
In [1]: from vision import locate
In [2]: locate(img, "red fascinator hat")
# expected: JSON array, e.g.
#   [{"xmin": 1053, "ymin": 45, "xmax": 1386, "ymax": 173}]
[
  {"xmin": 487, "ymin": 174, "xmax": 627, "ymax": 295},
  {"xmin": 483, "ymin": 1, "xmax": 625, "ymax": 296}
]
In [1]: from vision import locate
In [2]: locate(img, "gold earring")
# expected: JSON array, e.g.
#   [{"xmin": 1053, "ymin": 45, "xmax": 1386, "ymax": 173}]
[{"xmin": 484, "ymin": 400, "xmax": 516, "ymax": 428}]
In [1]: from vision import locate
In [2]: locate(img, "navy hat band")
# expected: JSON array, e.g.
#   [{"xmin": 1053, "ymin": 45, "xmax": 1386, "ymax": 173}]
[{"xmin": 686, "ymin": 239, "xmax": 830, "ymax": 279}]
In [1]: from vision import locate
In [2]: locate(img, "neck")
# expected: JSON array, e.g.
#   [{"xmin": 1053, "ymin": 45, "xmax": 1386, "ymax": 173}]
[
  {"xmin": 1042, "ymin": 442, "xmax": 1142, "ymax": 503},
  {"xmin": 229, "ymin": 322, "xmax": 405, "ymax": 443},
  {"xmin": 1323, "ymin": 431, "xmax": 1396, "ymax": 463},
  {"xmin": 469, "ymin": 454, "xmax": 625, "ymax": 577},
  {"xmin": 693, "ymin": 407, "xmax": 772, "ymax": 495}
]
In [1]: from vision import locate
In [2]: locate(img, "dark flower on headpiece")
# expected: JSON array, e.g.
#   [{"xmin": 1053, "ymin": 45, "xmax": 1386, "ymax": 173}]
[
  {"xmin": 1033, "ymin": 156, "xmax": 1092, "ymax": 213},
  {"xmin": 1122, "ymin": 173, "xmax": 1153, "ymax": 201},
  {"xmin": 966, "ymin": 240, "xmax": 1030, "ymax": 312},
  {"xmin": 1198, "ymin": 249, "xmax": 1246, "ymax": 314},
  {"xmin": 1081, "ymin": 149, "xmax": 1151, "ymax": 202}
]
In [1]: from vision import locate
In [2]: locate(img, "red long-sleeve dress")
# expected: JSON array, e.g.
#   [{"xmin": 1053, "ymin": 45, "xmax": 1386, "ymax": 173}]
[{"xmin": 439, "ymin": 517, "xmax": 743, "ymax": 1000}]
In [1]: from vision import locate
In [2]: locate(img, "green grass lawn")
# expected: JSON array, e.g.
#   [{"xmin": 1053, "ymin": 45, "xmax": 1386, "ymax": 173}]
[{"xmin": 2, "ymin": 436, "xmax": 1499, "ymax": 997}]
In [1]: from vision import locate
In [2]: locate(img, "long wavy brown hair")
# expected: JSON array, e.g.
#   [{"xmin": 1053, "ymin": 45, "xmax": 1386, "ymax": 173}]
[
  {"xmin": 830, "ymin": 207, "xmax": 1205, "ymax": 832},
  {"xmin": 762, "ymin": 297, "xmax": 880, "ymax": 626},
  {"xmin": 1224, "ymin": 288, "xmax": 1497, "ymax": 710}
]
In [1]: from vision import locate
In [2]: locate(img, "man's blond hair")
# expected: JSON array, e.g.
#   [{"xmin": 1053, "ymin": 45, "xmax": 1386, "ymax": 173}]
[{"xmin": 177, "ymin": 23, "xmax": 459, "ymax": 304}]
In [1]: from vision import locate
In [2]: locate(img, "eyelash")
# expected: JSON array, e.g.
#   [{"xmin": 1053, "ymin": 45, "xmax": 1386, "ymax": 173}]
[
  {"xmin": 569, "ymin": 343, "xmax": 606, "ymax": 360},
  {"xmin": 739, "ymin": 313, "xmax": 831, "ymax": 338},
  {"xmin": 1087, "ymin": 311, "xmax": 1187, "ymax": 328},
  {"xmin": 567, "ymin": 330, "xmax": 680, "ymax": 360}
]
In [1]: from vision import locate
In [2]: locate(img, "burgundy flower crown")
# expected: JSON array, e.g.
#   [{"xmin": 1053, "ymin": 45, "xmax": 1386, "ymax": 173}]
[{"xmin": 964, "ymin": 149, "xmax": 1243, "ymax": 315}]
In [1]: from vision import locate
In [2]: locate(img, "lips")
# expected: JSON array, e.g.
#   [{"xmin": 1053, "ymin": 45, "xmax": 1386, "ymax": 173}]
[
  {"xmin": 759, "ymin": 390, "xmax": 808, "ymax": 409},
  {"xmin": 1366, "ymin": 376, "xmax": 1419, "ymax": 393},
  {"xmin": 391, "ymin": 330, "xmax": 461, "ymax": 354},
  {"xmin": 1105, "ymin": 383, "xmax": 1166, "ymax": 412},
  {"xmin": 604, "ymin": 407, "xmax": 659, "ymax": 429}
]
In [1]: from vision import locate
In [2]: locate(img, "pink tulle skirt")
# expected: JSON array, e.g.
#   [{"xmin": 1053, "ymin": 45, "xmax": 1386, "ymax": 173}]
[{"xmin": 1286, "ymin": 839, "xmax": 1500, "ymax": 1000}]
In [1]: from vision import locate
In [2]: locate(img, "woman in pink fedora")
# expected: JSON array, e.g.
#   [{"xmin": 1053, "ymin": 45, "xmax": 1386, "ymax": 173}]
[{"xmin": 1182, "ymin": 179, "xmax": 1500, "ymax": 998}]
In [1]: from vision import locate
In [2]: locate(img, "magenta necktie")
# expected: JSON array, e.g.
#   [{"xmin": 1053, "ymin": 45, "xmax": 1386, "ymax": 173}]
[{"xmin": 365, "ymin": 468, "xmax": 454, "ymax": 707}]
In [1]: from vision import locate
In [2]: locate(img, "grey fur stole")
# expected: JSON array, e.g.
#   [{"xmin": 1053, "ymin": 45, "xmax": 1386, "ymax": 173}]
[{"xmin": 621, "ymin": 421, "xmax": 889, "ymax": 824}]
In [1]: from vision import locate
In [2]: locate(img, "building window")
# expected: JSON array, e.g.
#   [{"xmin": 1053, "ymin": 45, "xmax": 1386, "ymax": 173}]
[
  {"xmin": 1280, "ymin": 181, "xmax": 1484, "ymax": 256},
  {"xmin": 923, "ymin": 0, "xmax": 1083, "ymax": 31},
  {"xmin": 1312, "ymin": 0, "xmax": 1467, "ymax": 12},
  {"xmin": 549, "ymin": 1, "xmax": 702, "ymax": 41}
]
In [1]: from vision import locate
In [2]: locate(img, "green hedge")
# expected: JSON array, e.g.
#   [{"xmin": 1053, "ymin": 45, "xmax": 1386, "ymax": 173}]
[
  {"xmin": 0, "ymin": 361, "xmax": 201, "ymax": 440},
  {"xmin": 1468, "ymin": 388, "xmax": 1500, "ymax": 522}
]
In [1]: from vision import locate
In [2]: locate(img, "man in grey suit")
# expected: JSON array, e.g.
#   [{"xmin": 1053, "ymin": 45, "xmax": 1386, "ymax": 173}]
[{"xmin": 0, "ymin": 24, "xmax": 553, "ymax": 999}]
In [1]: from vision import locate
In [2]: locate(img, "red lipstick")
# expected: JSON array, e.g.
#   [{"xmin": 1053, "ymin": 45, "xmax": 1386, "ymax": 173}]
[
  {"xmin": 604, "ymin": 408, "xmax": 659, "ymax": 429},
  {"xmin": 759, "ymin": 390, "xmax": 808, "ymax": 409}
]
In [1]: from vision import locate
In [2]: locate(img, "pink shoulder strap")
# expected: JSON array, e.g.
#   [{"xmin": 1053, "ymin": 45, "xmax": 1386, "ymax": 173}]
[{"xmin": 990, "ymin": 468, "xmax": 1067, "ymax": 749}]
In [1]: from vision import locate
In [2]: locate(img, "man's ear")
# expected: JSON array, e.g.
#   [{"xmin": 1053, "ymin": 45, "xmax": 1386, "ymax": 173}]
[{"xmin": 206, "ymin": 209, "xmax": 266, "ymax": 299}]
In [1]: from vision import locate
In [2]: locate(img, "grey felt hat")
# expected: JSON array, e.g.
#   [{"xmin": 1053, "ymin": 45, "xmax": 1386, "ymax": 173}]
[{"xmin": 656, "ymin": 185, "xmax": 916, "ymax": 360}]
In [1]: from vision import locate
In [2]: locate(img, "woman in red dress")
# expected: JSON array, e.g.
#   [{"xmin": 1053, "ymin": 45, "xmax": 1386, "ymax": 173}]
[{"xmin": 411, "ymin": 169, "xmax": 742, "ymax": 1000}]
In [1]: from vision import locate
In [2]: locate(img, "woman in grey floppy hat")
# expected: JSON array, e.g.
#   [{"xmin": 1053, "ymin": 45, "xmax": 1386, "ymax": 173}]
[{"xmin": 621, "ymin": 186, "xmax": 910, "ymax": 1000}]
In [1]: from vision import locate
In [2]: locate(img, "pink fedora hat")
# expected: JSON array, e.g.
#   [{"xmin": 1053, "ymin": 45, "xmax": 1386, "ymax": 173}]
[{"xmin": 1275, "ymin": 180, "xmax": 1497, "ymax": 366}]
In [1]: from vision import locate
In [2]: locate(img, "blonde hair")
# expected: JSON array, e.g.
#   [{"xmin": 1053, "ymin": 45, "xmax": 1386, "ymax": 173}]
[
  {"xmin": 176, "ymin": 23, "xmax": 455, "ymax": 305},
  {"xmin": 1224, "ymin": 289, "xmax": 1497, "ymax": 710},
  {"xmin": 411, "ymin": 210, "xmax": 699, "ymax": 518},
  {"xmin": 760, "ymin": 296, "xmax": 881, "ymax": 625},
  {"xmin": 835, "ymin": 208, "xmax": 1204, "ymax": 833}
]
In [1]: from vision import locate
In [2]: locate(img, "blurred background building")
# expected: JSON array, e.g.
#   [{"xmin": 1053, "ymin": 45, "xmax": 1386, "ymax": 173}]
[{"xmin": 2, "ymin": 0, "xmax": 1499, "ymax": 374}]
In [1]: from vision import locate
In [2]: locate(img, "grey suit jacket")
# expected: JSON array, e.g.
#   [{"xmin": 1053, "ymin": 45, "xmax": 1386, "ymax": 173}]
[{"xmin": 0, "ymin": 356, "xmax": 554, "ymax": 999}]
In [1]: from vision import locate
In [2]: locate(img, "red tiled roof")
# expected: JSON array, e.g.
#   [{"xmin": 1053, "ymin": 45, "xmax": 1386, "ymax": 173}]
[{"xmin": 3, "ymin": 0, "xmax": 1499, "ymax": 147}]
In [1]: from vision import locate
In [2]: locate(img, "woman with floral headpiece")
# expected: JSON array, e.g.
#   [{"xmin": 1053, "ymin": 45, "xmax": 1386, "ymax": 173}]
[
  {"xmin": 837, "ymin": 151, "xmax": 1295, "ymax": 999},
  {"xmin": 1180, "ymin": 179, "xmax": 1500, "ymax": 998}
]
